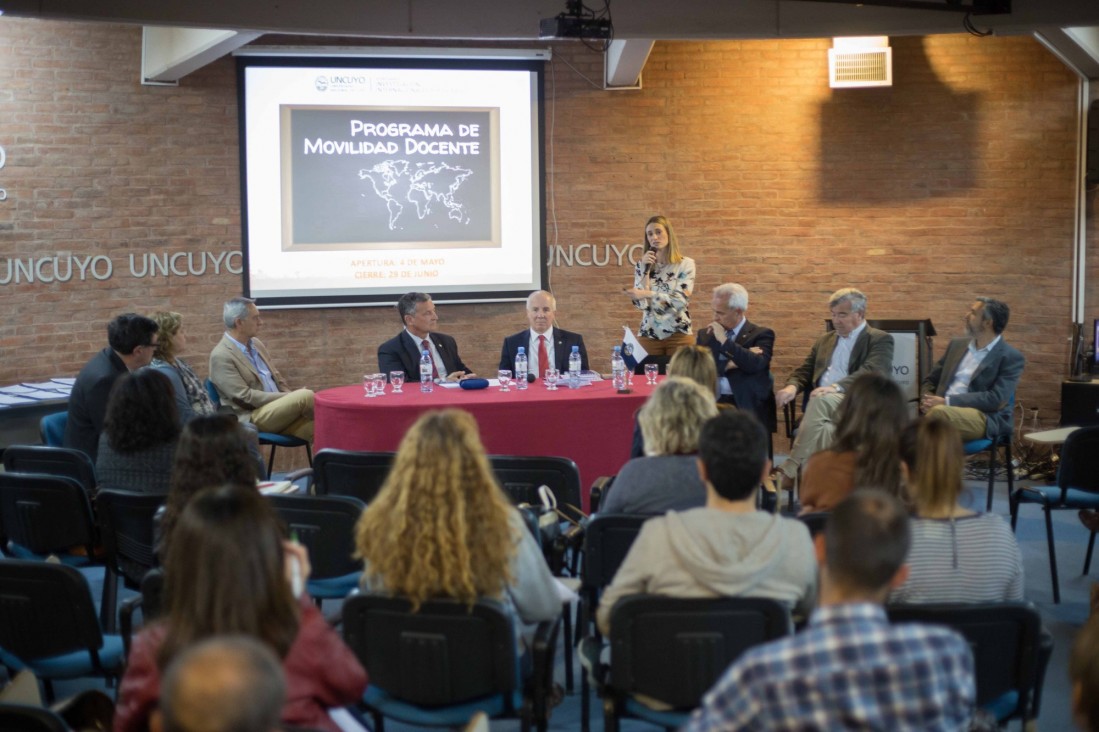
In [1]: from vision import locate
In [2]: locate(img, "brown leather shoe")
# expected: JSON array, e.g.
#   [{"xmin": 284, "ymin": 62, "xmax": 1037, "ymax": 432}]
[{"xmin": 1079, "ymin": 510, "xmax": 1099, "ymax": 533}]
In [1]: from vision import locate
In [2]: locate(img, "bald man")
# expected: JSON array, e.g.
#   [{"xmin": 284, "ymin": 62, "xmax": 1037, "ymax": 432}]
[{"xmin": 499, "ymin": 290, "xmax": 589, "ymax": 378}]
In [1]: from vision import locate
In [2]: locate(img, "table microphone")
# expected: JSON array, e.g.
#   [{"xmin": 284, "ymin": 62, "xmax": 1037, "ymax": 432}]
[{"xmin": 527, "ymin": 372, "xmax": 537, "ymax": 384}]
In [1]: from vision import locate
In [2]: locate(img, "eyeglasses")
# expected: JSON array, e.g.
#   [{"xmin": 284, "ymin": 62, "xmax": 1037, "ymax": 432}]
[{"xmin": 141, "ymin": 341, "xmax": 159, "ymax": 350}]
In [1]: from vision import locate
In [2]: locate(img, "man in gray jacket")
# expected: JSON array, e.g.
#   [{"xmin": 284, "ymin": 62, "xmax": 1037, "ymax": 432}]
[{"xmin": 597, "ymin": 411, "xmax": 818, "ymax": 635}]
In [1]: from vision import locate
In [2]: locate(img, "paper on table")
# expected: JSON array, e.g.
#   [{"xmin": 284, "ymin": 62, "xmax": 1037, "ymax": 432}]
[
  {"xmin": 0, "ymin": 394, "xmax": 36, "ymax": 406},
  {"xmin": 22, "ymin": 382, "xmax": 70, "ymax": 392}
]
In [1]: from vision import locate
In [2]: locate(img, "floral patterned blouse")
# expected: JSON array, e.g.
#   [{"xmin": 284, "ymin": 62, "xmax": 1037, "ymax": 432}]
[{"xmin": 632, "ymin": 256, "xmax": 695, "ymax": 339}]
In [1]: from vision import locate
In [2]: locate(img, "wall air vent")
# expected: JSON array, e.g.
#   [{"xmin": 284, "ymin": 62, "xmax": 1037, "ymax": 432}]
[{"xmin": 829, "ymin": 37, "xmax": 892, "ymax": 88}]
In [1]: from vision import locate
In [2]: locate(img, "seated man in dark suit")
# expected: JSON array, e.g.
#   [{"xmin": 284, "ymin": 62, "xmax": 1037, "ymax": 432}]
[
  {"xmin": 64, "ymin": 312, "xmax": 160, "ymax": 463},
  {"xmin": 378, "ymin": 292, "xmax": 475, "ymax": 383},
  {"xmin": 499, "ymin": 290, "xmax": 588, "ymax": 379},
  {"xmin": 697, "ymin": 282, "xmax": 775, "ymax": 432},
  {"xmin": 920, "ymin": 297, "xmax": 1024, "ymax": 441}
]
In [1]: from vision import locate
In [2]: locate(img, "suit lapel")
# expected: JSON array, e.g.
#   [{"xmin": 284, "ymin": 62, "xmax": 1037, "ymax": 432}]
[
  {"xmin": 938, "ymin": 341, "xmax": 969, "ymax": 395},
  {"xmin": 969, "ymin": 340, "xmax": 1003, "ymax": 389},
  {"xmin": 225, "ymin": 336, "xmax": 261, "ymax": 380},
  {"xmin": 847, "ymin": 329, "xmax": 870, "ymax": 370}
]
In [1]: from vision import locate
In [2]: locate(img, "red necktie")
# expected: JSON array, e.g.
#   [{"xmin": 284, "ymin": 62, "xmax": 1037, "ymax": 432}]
[
  {"xmin": 538, "ymin": 335, "xmax": 549, "ymax": 379},
  {"xmin": 421, "ymin": 339, "xmax": 438, "ymax": 379}
]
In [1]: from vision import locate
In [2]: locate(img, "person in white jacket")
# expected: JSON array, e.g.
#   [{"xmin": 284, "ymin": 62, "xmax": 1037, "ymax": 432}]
[{"xmin": 597, "ymin": 411, "xmax": 817, "ymax": 636}]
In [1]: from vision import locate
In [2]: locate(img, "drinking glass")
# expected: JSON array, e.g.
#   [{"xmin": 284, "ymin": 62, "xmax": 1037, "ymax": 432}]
[
  {"xmin": 389, "ymin": 370, "xmax": 405, "ymax": 394},
  {"xmin": 544, "ymin": 368, "xmax": 559, "ymax": 391},
  {"xmin": 371, "ymin": 373, "xmax": 387, "ymax": 397},
  {"xmin": 497, "ymin": 369, "xmax": 512, "ymax": 392},
  {"xmin": 363, "ymin": 374, "xmax": 375, "ymax": 398},
  {"xmin": 645, "ymin": 363, "xmax": 659, "ymax": 385}
]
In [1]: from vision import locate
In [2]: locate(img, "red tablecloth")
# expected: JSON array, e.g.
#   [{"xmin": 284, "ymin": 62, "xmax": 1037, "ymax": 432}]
[{"xmin": 314, "ymin": 379, "xmax": 653, "ymax": 511}]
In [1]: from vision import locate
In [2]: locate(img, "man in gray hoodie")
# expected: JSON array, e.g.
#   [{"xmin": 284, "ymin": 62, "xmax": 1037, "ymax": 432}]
[{"xmin": 597, "ymin": 411, "xmax": 817, "ymax": 636}]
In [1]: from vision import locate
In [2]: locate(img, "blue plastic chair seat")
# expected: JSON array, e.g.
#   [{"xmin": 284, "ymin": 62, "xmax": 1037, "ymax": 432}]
[
  {"xmin": 0, "ymin": 635, "xmax": 124, "ymax": 679},
  {"xmin": 6, "ymin": 542, "xmax": 92, "ymax": 568},
  {"xmin": 259, "ymin": 432, "xmax": 309, "ymax": 448},
  {"xmin": 623, "ymin": 698, "xmax": 689, "ymax": 728},
  {"xmin": 362, "ymin": 685, "xmax": 522, "ymax": 726},
  {"xmin": 1013, "ymin": 484, "xmax": 1099, "ymax": 509},
  {"xmin": 307, "ymin": 572, "xmax": 362, "ymax": 600},
  {"xmin": 963, "ymin": 438, "xmax": 993, "ymax": 454}
]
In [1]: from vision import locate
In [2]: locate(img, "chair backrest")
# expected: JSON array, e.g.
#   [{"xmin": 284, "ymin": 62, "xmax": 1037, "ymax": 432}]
[
  {"xmin": 140, "ymin": 568, "xmax": 166, "ymax": 622},
  {"xmin": 797, "ymin": 511, "xmax": 829, "ymax": 538},
  {"xmin": 1058, "ymin": 425, "xmax": 1099, "ymax": 494},
  {"xmin": 342, "ymin": 594, "xmax": 517, "ymax": 707},
  {"xmin": 0, "ymin": 473, "xmax": 97, "ymax": 556},
  {"xmin": 608, "ymin": 594, "xmax": 791, "ymax": 710},
  {"xmin": 580, "ymin": 514, "xmax": 650, "ymax": 592},
  {"xmin": 311, "ymin": 449, "xmax": 395, "ymax": 505},
  {"xmin": 94, "ymin": 489, "xmax": 165, "ymax": 587},
  {"xmin": 886, "ymin": 602, "xmax": 1041, "ymax": 720},
  {"xmin": 38, "ymin": 412, "xmax": 67, "ymax": 448},
  {"xmin": 0, "ymin": 560, "xmax": 106, "ymax": 664},
  {"xmin": 0, "ymin": 704, "xmax": 70, "ymax": 732},
  {"xmin": 489, "ymin": 455, "xmax": 584, "ymax": 524},
  {"xmin": 2, "ymin": 444, "xmax": 97, "ymax": 497},
  {"xmin": 203, "ymin": 378, "xmax": 222, "ymax": 409},
  {"xmin": 266, "ymin": 494, "xmax": 365, "ymax": 580}
]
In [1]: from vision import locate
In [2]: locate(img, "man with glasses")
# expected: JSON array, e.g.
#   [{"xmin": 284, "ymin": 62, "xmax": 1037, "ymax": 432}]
[
  {"xmin": 64, "ymin": 312, "xmax": 160, "ymax": 463},
  {"xmin": 773, "ymin": 288, "xmax": 894, "ymax": 496}
]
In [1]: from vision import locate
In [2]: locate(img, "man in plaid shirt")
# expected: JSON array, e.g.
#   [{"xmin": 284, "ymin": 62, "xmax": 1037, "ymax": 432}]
[{"xmin": 687, "ymin": 491, "xmax": 976, "ymax": 731}]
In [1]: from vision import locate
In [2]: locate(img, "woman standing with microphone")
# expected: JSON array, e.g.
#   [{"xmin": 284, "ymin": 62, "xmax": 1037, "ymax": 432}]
[{"xmin": 623, "ymin": 215, "xmax": 696, "ymax": 356}]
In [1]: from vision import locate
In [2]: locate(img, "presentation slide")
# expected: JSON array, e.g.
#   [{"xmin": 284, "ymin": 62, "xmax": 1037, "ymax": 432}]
[{"xmin": 237, "ymin": 56, "xmax": 545, "ymax": 308}]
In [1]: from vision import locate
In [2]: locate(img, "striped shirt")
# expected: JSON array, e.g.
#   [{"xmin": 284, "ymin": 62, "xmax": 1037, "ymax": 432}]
[
  {"xmin": 890, "ymin": 512, "xmax": 1024, "ymax": 604},
  {"xmin": 687, "ymin": 603, "xmax": 975, "ymax": 731}
]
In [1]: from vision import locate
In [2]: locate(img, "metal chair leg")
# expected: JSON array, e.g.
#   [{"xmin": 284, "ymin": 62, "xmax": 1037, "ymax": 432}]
[
  {"xmin": 985, "ymin": 444, "xmax": 998, "ymax": 512},
  {"xmin": 1085, "ymin": 531, "xmax": 1097, "ymax": 575},
  {"xmin": 1044, "ymin": 505, "xmax": 1060, "ymax": 604}
]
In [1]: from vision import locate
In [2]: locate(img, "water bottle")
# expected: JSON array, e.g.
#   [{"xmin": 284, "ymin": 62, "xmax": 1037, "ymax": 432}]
[
  {"xmin": 515, "ymin": 346, "xmax": 528, "ymax": 390},
  {"xmin": 568, "ymin": 345, "xmax": 582, "ymax": 389},
  {"xmin": 612, "ymin": 346, "xmax": 627, "ymax": 390},
  {"xmin": 419, "ymin": 349, "xmax": 434, "ymax": 393}
]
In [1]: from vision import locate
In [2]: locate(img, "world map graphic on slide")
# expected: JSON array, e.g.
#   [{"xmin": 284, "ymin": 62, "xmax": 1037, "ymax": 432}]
[{"xmin": 359, "ymin": 161, "xmax": 474, "ymax": 231}]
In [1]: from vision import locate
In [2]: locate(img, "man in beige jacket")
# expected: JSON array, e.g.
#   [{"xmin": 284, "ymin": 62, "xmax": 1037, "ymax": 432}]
[{"xmin": 208, "ymin": 297, "xmax": 314, "ymax": 441}]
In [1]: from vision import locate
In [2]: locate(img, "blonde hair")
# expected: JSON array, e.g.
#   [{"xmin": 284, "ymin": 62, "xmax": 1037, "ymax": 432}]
[
  {"xmin": 908, "ymin": 415, "xmax": 965, "ymax": 515},
  {"xmin": 152, "ymin": 311, "xmax": 183, "ymax": 363},
  {"xmin": 644, "ymin": 215, "xmax": 684, "ymax": 265},
  {"xmin": 639, "ymin": 376, "xmax": 718, "ymax": 456},
  {"xmin": 668, "ymin": 345, "xmax": 719, "ymax": 397},
  {"xmin": 354, "ymin": 409, "xmax": 515, "ymax": 611}
]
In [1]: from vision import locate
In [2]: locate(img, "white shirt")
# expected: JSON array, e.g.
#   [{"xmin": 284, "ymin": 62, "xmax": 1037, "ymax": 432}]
[
  {"xmin": 945, "ymin": 335, "xmax": 1001, "ymax": 402},
  {"xmin": 526, "ymin": 326, "xmax": 555, "ymax": 377},
  {"xmin": 405, "ymin": 328, "xmax": 445, "ymax": 379},
  {"xmin": 820, "ymin": 320, "xmax": 868, "ymax": 388}
]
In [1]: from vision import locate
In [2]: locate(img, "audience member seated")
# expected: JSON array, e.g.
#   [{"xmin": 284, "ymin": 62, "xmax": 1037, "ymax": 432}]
[
  {"xmin": 890, "ymin": 416, "xmax": 1023, "ymax": 603},
  {"xmin": 598, "ymin": 411, "xmax": 816, "ymax": 637},
  {"xmin": 65, "ymin": 312, "xmax": 160, "ymax": 463},
  {"xmin": 157, "ymin": 415, "xmax": 259, "ymax": 560},
  {"xmin": 154, "ymin": 635, "xmax": 286, "ymax": 732},
  {"xmin": 603, "ymin": 377, "xmax": 718, "ymax": 515},
  {"xmin": 95, "ymin": 370, "xmax": 181, "ymax": 495},
  {"xmin": 354, "ymin": 409, "xmax": 560, "ymax": 642},
  {"xmin": 687, "ymin": 491, "xmax": 977, "ymax": 731},
  {"xmin": 150, "ymin": 311, "xmax": 219, "ymax": 422},
  {"xmin": 629, "ymin": 345, "xmax": 720, "ymax": 459},
  {"xmin": 1071, "ymin": 617, "xmax": 1099, "ymax": 732},
  {"xmin": 208, "ymin": 297, "xmax": 315, "ymax": 442},
  {"xmin": 116, "ymin": 484, "xmax": 368, "ymax": 732},
  {"xmin": 798, "ymin": 372, "xmax": 908, "ymax": 514}
]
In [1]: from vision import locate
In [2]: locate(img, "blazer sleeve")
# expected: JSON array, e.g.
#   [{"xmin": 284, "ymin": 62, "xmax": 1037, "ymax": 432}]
[
  {"xmin": 721, "ymin": 327, "xmax": 774, "ymax": 375},
  {"xmin": 785, "ymin": 339, "xmax": 822, "ymax": 392},
  {"xmin": 438, "ymin": 335, "xmax": 472, "ymax": 375},
  {"xmin": 378, "ymin": 336, "xmax": 412, "ymax": 379},
  {"xmin": 209, "ymin": 343, "xmax": 283, "ymax": 411}
]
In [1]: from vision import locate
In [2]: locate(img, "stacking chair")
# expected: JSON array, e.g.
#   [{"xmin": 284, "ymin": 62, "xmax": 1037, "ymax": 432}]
[
  {"xmin": 0, "ymin": 560, "xmax": 125, "ymax": 703},
  {"xmin": 887, "ymin": 602, "xmax": 1044, "ymax": 728},
  {"xmin": 95, "ymin": 489, "xmax": 165, "ymax": 633},
  {"xmin": 597, "ymin": 595, "xmax": 791, "ymax": 731},
  {"xmin": 489, "ymin": 455, "xmax": 585, "ymax": 525},
  {"xmin": 311, "ymin": 448, "xmax": 395, "ymax": 504},
  {"xmin": 577, "ymin": 514, "xmax": 651, "ymax": 732},
  {"xmin": 2, "ymin": 445, "xmax": 97, "ymax": 498},
  {"xmin": 1011, "ymin": 424, "xmax": 1099, "ymax": 603},
  {"xmin": 204, "ymin": 378, "xmax": 312, "ymax": 478},
  {"xmin": 38, "ymin": 412, "xmax": 67, "ymax": 448},
  {"xmin": 266, "ymin": 493, "xmax": 365, "ymax": 601},
  {"xmin": 965, "ymin": 395, "xmax": 1016, "ymax": 512},
  {"xmin": 342, "ymin": 594, "xmax": 560, "ymax": 732}
]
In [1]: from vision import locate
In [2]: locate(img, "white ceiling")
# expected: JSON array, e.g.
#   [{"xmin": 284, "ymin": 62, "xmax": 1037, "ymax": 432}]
[{"xmin": 3, "ymin": 0, "xmax": 1099, "ymax": 80}]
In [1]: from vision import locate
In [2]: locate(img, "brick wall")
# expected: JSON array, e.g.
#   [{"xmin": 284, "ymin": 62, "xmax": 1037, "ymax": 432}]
[{"xmin": 0, "ymin": 20, "xmax": 1087, "ymax": 465}]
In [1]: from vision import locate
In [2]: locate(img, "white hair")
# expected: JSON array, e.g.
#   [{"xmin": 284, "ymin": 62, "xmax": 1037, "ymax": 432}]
[{"xmin": 713, "ymin": 283, "xmax": 749, "ymax": 311}]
